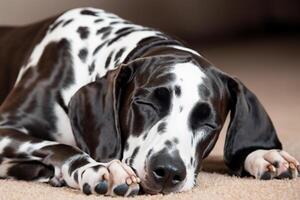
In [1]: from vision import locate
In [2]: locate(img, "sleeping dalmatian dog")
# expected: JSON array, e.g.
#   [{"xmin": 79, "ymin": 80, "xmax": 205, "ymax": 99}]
[{"xmin": 0, "ymin": 7, "xmax": 299, "ymax": 196}]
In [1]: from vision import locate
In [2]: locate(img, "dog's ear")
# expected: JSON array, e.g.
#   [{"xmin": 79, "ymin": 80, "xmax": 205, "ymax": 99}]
[
  {"xmin": 211, "ymin": 68, "xmax": 282, "ymax": 175},
  {"xmin": 68, "ymin": 65, "xmax": 135, "ymax": 162}
]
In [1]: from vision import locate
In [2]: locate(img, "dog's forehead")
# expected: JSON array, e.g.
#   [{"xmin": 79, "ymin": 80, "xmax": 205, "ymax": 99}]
[{"xmin": 170, "ymin": 62, "xmax": 207, "ymax": 100}]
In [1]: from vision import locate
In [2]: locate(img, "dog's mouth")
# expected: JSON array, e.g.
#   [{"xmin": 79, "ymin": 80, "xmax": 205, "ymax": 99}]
[
  {"xmin": 130, "ymin": 165, "xmax": 161, "ymax": 195},
  {"xmin": 130, "ymin": 166, "xmax": 160, "ymax": 195},
  {"xmin": 139, "ymin": 175, "xmax": 186, "ymax": 195},
  {"xmin": 139, "ymin": 179, "xmax": 165, "ymax": 195},
  {"xmin": 134, "ymin": 168, "xmax": 185, "ymax": 195}
]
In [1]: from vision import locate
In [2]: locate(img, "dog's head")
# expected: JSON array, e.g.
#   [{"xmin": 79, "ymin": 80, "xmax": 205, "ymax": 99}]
[
  {"xmin": 117, "ymin": 55, "xmax": 227, "ymax": 194},
  {"xmin": 69, "ymin": 53, "xmax": 274, "ymax": 194}
]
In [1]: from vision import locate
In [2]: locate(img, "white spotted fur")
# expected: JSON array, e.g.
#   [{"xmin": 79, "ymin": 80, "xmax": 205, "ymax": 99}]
[{"xmin": 14, "ymin": 7, "xmax": 166, "ymax": 146}]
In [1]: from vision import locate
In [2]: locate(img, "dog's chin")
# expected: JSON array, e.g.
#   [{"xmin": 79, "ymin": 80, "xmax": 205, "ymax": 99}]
[
  {"xmin": 139, "ymin": 176, "xmax": 184, "ymax": 195},
  {"xmin": 139, "ymin": 176, "xmax": 162, "ymax": 195},
  {"xmin": 140, "ymin": 184, "xmax": 161, "ymax": 195}
]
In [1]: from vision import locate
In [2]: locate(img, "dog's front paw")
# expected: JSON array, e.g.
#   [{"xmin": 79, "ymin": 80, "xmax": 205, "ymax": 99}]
[
  {"xmin": 77, "ymin": 160, "xmax": 140, "ymax": 196},
  {"xmin": 244, "ymin": 149, "xmax": 300, "ymax": 180}
]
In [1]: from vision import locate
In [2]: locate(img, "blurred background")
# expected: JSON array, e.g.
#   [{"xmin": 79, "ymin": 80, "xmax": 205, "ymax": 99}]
[
  {"xmin": 0, "ymin": 0, "xmax": 299, "ymax": 164},
  {"xmin": 0, "ymin": 0, "xmax": 299, "ymax": 43}
]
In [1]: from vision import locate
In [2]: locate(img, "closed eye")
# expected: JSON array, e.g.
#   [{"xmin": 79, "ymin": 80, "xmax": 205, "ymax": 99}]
[
  {"xmin": 189, "ymin": 102, "xmax": 214, "ymax": 131},
  {"xmin": 204, "ymin": 123, "xmax": 217, "ymax": 130},
  {"xmin": 134, "ymin": 99, "xmax": 158, "ymax": 113}
]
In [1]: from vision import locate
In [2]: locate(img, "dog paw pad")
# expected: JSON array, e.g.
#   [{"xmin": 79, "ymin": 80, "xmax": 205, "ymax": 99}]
[
  {"xmin": 95, "ymin": 180, "xmax": 108, "ymax": 194},
  {"xmin": 113, "ymin": 184, "xmax": 129, "ymax": 196},
  {"xmin": 83, "ymin": 183, "xmax": 92, "ymax": 195}
]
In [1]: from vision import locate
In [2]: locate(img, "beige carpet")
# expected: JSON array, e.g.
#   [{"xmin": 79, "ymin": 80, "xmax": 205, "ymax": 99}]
[{"xmin": 0, "ymin": 35, "xmax": 299, "ymax": 200}]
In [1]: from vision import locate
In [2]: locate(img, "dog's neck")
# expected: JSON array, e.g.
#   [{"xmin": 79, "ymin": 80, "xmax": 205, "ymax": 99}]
[
  {"xmin": 121, "ymin": 36, "xmax": 202, "ymax": 64},
  {"xmin": 126, "ymin": 39, "xmax": 212, "ymax": 70}
]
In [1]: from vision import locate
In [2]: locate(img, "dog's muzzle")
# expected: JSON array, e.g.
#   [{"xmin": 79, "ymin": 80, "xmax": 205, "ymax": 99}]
[{"xmin": 143, "ymin": 150, "xmax": 187, "ymax": 194}]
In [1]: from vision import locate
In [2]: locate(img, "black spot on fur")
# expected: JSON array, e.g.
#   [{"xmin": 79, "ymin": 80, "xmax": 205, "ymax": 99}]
[
  {"xmin": 89, "ymin": 61, "xmax": 95, "ymax": 74},
  {"xmin": 50, "ymin": 20, "xmax": 64, "ymax": 32},
  {"xmin": 174, "ymin": 85, "xmax": 181, "ymax": 97},
  {"xmin": 142, "ymin": 132, "xmax": 149, "ymax": 140},
  {"xmin": 124, "ymin": 142, "xmax": 129, "ymax": 151},
  {"xmin": 8, "ymin": 161, "xmax": 54, "ymax": 181},
  {"xmin": 114, "ymin": 48, "xmax": 126, "ymax": 61},
  {"xmin": 108, "ymin": 28, "xmax": 153, "ymax": 46},
  {"xmin": 273, "ymin": 161, "xmax": 280, "ymax": 168},
  {"xmin": 179, "ymin": 106, "xmax": 183, "ymax": 112},
  {"xmin": 115, "ymin": 27, "xmax": 134, "ymax": 34},
  {"xmin": 81, "ymin": 9, "xmax": 98, "ymax": 16},
  {"xmin": 91, "ymin": 165, "xmax": 102, "ymax": 172},
  {"xmin": 154, "ymin": 87, "xmax": 172, "ymax": 117},
  {"xmin": 198, "ymin": 85, "xmax": 210, "ymax": 99},
  {"xmin": 110, "ymin": 21, "xmax": 121, "ymax": 25},
  {"xmin": 190, "ymin": 158, "xmax": 193, "ymax": 166},
  {"xmin": 107, "ymin": 31, "xmax": 132, "ymax": 46},
  {"xmin": 73, "ymin": 171, "xmax": 78, "ymax": 183},
  {"xmin": 68, "ymin": 156, "xmax": 90, "ymax": 175},
  {"xmin": 95, "ymin": 74, "xmax": 101, "ymax": 81},
  {"xmin": 165, "ymin": 140, "xmax": 172, "ymax": 148},
  {"xmin": 102, "ymin": 30, "xmax": 112, "ymax": 40},
  {"xmin": 157, "ymin": 122, "xmax": 167, "ymax": 134},
  {"xmin": 83, "ymin": 183, "xmax": 92, "ymax": 195},
  {"xmin": 62, "ymin": 19, "xmax": 74, "ymax": 27},
  {"xmin": 94, "ymin": 19, "xmax": 103, "ymax": 23},
  {"xmin": 3, "ymin": 146, "xmax": 16, "ymax": 157},
  {"xmin": 77, "ymin": 27, "xmax": 90, "ymax": 39},
  {"xmin": 96, "ymin": 27, "xmax": 112, "ymax": 35},
  {"xmin": 129, "ymin": 147, "xmax": 140, "ymax": 166},
  {"xmin": 105, "ymin": 51, "xmax": 114, "ymax": 69},
  {"xmin": 56, "ymin": 92, "xmax": 68, "ymax": 114},
  {"xmin": 173, "ymin": 138, "xmax": 179, "ymax": 144},
  {"xmin": 78, "ymin": 48, "xmax": 88, "ymax": 62},
  {"xmin": 189, "ymin": 102, "xmax": 211, "ymax": 131},
  {"xmin": 93, "ymin": 42, "xmax": 107, "ymax": 55},
  {"xmin": 146, "ymin": 149, "xmax": 153, "ymax": 158}
]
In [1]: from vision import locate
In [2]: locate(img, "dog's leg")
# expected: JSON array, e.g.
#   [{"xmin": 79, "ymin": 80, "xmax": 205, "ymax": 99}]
[
  {"xmin": 0, "ymin": 129, "xmax": 140, "ymax": 196},
  {"xmin": 220, "ymin": 75, "xmax": 300, "ymax": 179}
]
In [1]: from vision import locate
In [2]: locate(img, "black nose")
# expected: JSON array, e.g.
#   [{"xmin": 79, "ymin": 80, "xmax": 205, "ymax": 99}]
[{"xmin": 149, "ymin": 151, "xmax": 186, "ymax": 192}]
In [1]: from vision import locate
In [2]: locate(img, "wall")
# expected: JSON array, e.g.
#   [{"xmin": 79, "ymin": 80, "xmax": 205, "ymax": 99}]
[{"xmin": 0, "ymin": 0, "xmax": 299, "ymax": 41}]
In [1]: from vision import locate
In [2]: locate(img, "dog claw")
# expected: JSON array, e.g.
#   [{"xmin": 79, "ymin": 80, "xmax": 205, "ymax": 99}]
[
  {"xmin": 267, "ymin": 165, "xmax": 276, "ymax": 172},
  {"xmin": 131, "ymin": 176, "xmax": 137, "ymax": 183},
  {"xmin": 288, "ymin": 163, "xmax": 299, "ymax": 178},
  {"xmin": 283, "ymin": 162, "xmax": 289, "ymax": 169},
  {"xmin": 126, "ymin": 178, "xmax": 132, "ymax": 185},
  {"xmin": 289, "ymin": 163, "xmax": 296, "ymax": 169}
]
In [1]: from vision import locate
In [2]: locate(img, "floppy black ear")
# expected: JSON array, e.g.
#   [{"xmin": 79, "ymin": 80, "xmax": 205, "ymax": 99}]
[
  {"xmin": 68, "ymin": 66, "xmax": 134, "ymax": 162},
  {"xmin": 222, "ymin": 74, "xmax": 282, "ymax": 175}
]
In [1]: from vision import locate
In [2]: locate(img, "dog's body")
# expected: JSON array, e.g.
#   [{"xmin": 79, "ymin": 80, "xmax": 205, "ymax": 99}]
[{"xmin": 0, "ymin": 8, "xmax": 299, "ymax": 196}]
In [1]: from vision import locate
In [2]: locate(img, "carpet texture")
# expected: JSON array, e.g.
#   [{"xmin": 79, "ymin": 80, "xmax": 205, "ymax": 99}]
[{"xmin": 0, "ymin": 35, "xmax": 299, "ymax": 200}]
